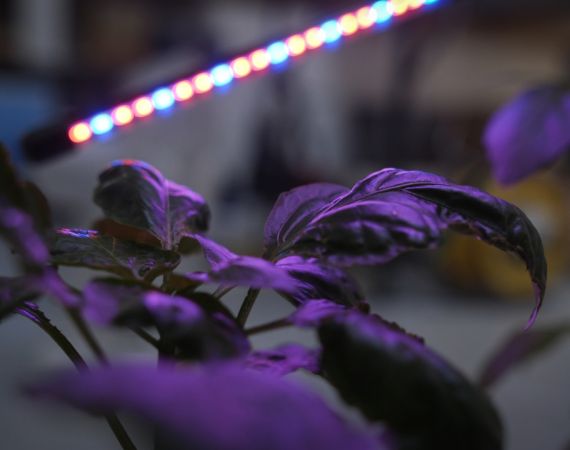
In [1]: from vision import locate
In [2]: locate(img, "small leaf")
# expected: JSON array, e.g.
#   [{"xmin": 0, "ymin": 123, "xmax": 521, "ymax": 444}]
[
  {"xmin": 31, "ymin": 364, "xmax": 383, "ymax": 450},
  {"xmin": 50, "ymin": 228, "xmax": 180, "ymax": 281},
  {"xmin": 264, "ymin": 183, "xmax": 348, "ymax": 257},
  {"xmin": 479, "ymin": 323, "xmax": 570, "ymax": 388},
  {"xmin": 83, "ymin": 279, "xmax": 249, "ymax": 360},
  {"xmin": 245, "ymin": 344, "xmax": 320, "ymax": 377},
  {"xmin": 484, "ymin": 85, "xmax": 570, "ymax": 185},
  {"xmin": 94, "ymin": 160, "xmax": 210, "ymax": 250},
  {"xmin": 288, "ymin": 299, "xmax": 349, "ymax": 327},
  {"xmin": 276, "ymin": 256, "xmax": 366, "ymax": 307},
  {"xmin": 319, "ymin": 312, "xmax": 503, "ymax": 450},
  {"xmin": 190, "ymin": 235, "xmax": 301, "ymax": 293}
]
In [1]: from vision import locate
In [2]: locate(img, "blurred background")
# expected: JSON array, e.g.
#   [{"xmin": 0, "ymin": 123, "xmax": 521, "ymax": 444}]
[{"xmin": 1, "ymin": 0, "xmax": 570, "ymax": 449}]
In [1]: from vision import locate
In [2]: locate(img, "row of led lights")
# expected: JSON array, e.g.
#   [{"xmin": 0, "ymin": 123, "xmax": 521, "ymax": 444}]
[{"xmin": 68, "ymin": 0, "xmax": 438, "ymax": 144}]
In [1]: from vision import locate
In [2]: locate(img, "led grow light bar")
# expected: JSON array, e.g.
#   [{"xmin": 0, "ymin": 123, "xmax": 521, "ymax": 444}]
[{"xmin": 25, "ymin": 0, "xmax": 442, "ymax": 158}]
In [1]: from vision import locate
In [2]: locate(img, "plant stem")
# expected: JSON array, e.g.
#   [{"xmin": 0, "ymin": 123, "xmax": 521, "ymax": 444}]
[
  {"xmin": 237, "ymin": 288, "xmax": 260, "ymax": 327},
  {"xmin": 213, "ymin": 285, "xmax": 234, "ymax": 299},
  {"xmin": 18, "ymin": 305, "xmax": 137, "ymax": 450},
  {"xmin": 66, "ymin": 307, "xmax": 109, "ymax": 365},
  {"xmin": 132, "ymin": 327, "xmax": 160, "ymax": 349},
  {"xmin": 245, "ymin": 318, "xmax": 291, "ymax": 336}
]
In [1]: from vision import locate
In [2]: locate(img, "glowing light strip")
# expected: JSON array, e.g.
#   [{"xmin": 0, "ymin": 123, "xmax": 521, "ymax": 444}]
[{"xmin": 67, "ymin": 0, "xmax": 441, "ymax": 144}]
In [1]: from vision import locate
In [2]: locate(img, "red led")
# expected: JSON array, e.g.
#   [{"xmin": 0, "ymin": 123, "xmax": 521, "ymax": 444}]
[
  {"xmin": 356, "ymin": 7, "xmax": 376, "ymax": 29},
  {"xmin": 132, "ymin": 97, "xmax": 154, "ymax": 117},
  {"xmin": 250, "ymin": 49, "xmax": 270, "ymax": 71},
  {"xmin": 193, "ymin": 73, "xmax": 213, "ymax": 93},
  {"xmin": 68, "ymin": 122, "xmax": 92, "ymax": 144},
  {"xmin": 111, "ymin": 105, "xmax": 134, "ymax": 126},
  {"xmin": 286, "ymin": 35, "xmax": 307, "ymax": 56},
  {"xmin": 173, "ymin": 80, "xmax": 194, "ymax": 101},
  {"xmin": 391, "ymin": 0, "xmax": 409, "ymax": 15},
  {"xmin": 231, "ymin": 57, "xmax": 252, "ymax": 78},
  {"xmin": 339, "ymin": 13, "xmax": 359, "ymax": 35},
  {"xmin": 304, "ymin": 27, "xmax": 324, "ymax": 49}
]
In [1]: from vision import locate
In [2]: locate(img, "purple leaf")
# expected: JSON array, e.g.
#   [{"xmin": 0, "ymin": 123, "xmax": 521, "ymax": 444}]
[
  {"xmin": 0, "ymin": 203, "xmax": 49, "ymax": 269},
  {"xmin": 479, "ymin": 323, "xmax": 570, "ymax": 388},
  {"xmin": 273, "ymin": 168, "xmax": 546, "ymax": 326},
  {"xmin": 288, "ymin": 299, "xmax": 349, "ymax": 327},
  {"xmin": 319, "ymin": 312, "xmax": 503, "ymax": 450},
  {"xmin": 31, "ymin": 364, "xmax": 383, "ymax": 450},
  {"xmin": 484, "ymin": 85, "xmax": 570, "ymax": 185},
  {"xmin": 84, "ymin": 279, "xmax": 249, "ymax": 360},
  {"xmin": 190, "ymin": 235, "xmax": 301, "ymax": 293},
  {"xmin": 94, "ymin": 160, "xmax": 210, "ymax": 250},
  {"xmin": 245, "ymin": 344, "xmax": 320, "ymax": 376},
  {"xmin": 264, "ymin": 183, "xmax": 348, "ymax": 257},
  {"xmin": 276, "ymin": 256, "xmax": 366, "ymax": 307},
  {"xmin": 50, "ymin": 228, "xmax": 180, "ymax": 281}
]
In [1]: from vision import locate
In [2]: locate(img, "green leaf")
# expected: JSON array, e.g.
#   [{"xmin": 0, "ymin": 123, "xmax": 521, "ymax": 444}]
[
  {"xmin": 319, "ymin": 312, "xmax": 503, "ymax": 449},
  {"xmin": 94, "ymin": 160, "xmax": 210, "ymax": 250},
  {"xmin": 479, "ymin": 323, "xmax": 570, "ymax": 388},
  {"xmin": 50, "ymin": 228, "xmax": 180, "ymax": 281}
]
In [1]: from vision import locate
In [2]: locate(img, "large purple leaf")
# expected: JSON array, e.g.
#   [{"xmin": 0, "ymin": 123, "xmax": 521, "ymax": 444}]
[
  {"xmin": 189, "ymin": 235, "xmax": 301, "ymax": 293},
  {"xmin": 276, "ymin": 256, "xmax": 366, "ymax": 307},
  {"xmin": 484, "ymin": 85, "xmax": 570, "ymax": 185},
  {"xmin": 479, "ymin": 323, "xmax": 570, "ymax": 388},
  {"xmin": 245, "ymin": 344, "xmax": 320, "ymax": 377},
  {"xmin": 50, "ymin": 228, "xmax": 180, "ymax": 281},
  {"xmin": 274, "ymin": 169, "xmax": 546, "ymax": 326},
  {"xmin": 319, "ymin": 312, "xmax": 503, "ymax": 449},
  {"xmin": 264, "ymin": 183, "xmax": 348, "ymax": 257},
  {"xmin": 84, "ymin": 278, "xmax": 249, "ymax": 360},
  {"xmin": 31, "ymin": 364, "xmax": 383, "ymax": 450},
  {"xmin": 94, "ymin": 160, "xmax": 210, "ymax": 250}
]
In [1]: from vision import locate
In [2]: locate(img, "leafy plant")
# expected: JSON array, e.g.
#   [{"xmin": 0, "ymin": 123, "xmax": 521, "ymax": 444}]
[{"xmin": 0, "ymin": 145, "xmax": 548, "ymax": 450}]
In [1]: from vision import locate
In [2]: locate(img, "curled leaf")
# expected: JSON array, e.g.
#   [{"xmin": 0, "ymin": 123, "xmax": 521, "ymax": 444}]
[
  {"xmin": 94, "ymin": 160, "xmax": 210, "ymax": 250},
  {"xmin": 479, "ymin": 323, "xmax": 570, "ymax": 388},
  {"xmin": 269, "ymin": 169, "xmax": 546, "ymax": 326},
  {"xmin": 319, "ymin": 312, "xmax": 503, "ymax": 450},
  {"xmin": 30, "ymin": 364, "xmax": 383, "ymax": 450},
  {"xmin": 50, "ymin": 228, "xmax": 180, "ymax": 281},
  {"xmin": 484, "ymin": 85, "xmax": 570, "ymax": 185}
]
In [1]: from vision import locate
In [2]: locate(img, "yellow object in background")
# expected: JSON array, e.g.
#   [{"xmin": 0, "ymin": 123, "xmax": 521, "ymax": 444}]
[{"xmin": 441, "ymin": 173, "xmax": 570, "ymax": 299}]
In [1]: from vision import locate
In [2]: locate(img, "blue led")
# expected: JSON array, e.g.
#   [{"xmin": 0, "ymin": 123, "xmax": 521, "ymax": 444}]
[
  {"xmin": 90, "ymin": 113, "xmax": 114, "ymax": 135},
  {"xmin": 424, "ymin": 0, "xmax": 439, "ymax": 4},
  {"xmin": 211, "ymin": 64, "xmax": 234, "ymax": 86},
  {"xmin": 321, "ymin": 20, "xmax": 342, "ymax": 43},
  {"xmin": 372, "ymin": 1, "xmax": 393, "ymax": 23},
  {"xmin": 151, "ymin": 88, "xmax": 175, "ymax": 110},
  {"xmin": 267, "ymin": 42, "xmax": 289, "ymax": 65}
]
